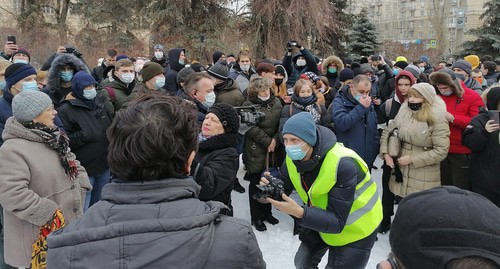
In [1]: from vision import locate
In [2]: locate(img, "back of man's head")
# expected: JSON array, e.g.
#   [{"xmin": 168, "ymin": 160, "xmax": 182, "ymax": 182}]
[
  {"xmin": 389, "ymin": 186, "xmax": 500, "ymax": 269},
  {"xmin": 107, "ymin": 92, "xmax": 198, "ymax": 181}
]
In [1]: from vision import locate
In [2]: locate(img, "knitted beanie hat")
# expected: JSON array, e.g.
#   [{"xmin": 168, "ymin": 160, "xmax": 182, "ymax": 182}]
[
  {"xmin": 338, "ymin": 68, "xmax": 354, "ymax": 82},
  {"xmin": 12, "ymin": 90, "xmax": 53, "ymax": 122},
  {"xmin": 404, "ymin": 64, "xmax": 422, "ymax": 79},
  {"xmin": 464, "ymin": 55, "xmax": 480, "ymax": 70},
  {"xmin": 208, "ymin": 103, "xmax": 239, "ymax": 134},
  {"xmin": 141, "ymin": 62, "xmax": 164, "ymax": 82},
  {"xmin": 394, "ymin": 61, "xmax": 409, "ymax": 70},
  {"xmin": 153, "ymin": 44, "xmax": 165, "ymax": 51},
  {"xmin": 5, "ymin": 63, "xmax": 37, "ymax": 91},
  {"xmin": 207, "ymin": 60, "xmax": 229, "ymax": 81},
  {"xmin": 304, "ymin": 71, "xmax": 320, "ymax": 84},
  {"xmin": 410, "ymin": 83, "xmax": 437, "ymax": 105},
  {"xmin": 11, "ymin": 48, "xmax": 31, "ymax": 62},
  {"xmin": 282, "ymin": 112, "xmax": 317, "ymax": 146},
  {"xmin": 452, "ymin": 60, "xmax": 472, "ymax": 75},
  {"xmin": 177, "ymin": 66, "xmax": 195, "ymax": 84}
]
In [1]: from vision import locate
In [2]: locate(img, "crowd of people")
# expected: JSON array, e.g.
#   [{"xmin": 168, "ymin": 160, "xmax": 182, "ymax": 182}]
[{"xmin": 0, "ymin": 38, "xmax": 499, "ymax": 268}]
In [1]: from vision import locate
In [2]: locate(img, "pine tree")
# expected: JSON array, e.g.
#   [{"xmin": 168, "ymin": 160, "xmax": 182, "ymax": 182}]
[
  {"xmin": 346, "ymin": 8, "xmax": 380, "ymax": 57},
  {"xmin": 458, "ymin": 0, "xmax": 500, "ymax": 58}
]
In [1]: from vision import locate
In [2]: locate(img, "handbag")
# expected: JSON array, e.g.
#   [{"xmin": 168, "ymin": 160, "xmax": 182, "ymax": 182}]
[
  {"xmin": 388, "ymin": 128, "xmax": 401, "ymax": 158},
  {"xmin": 31, "ymin": 209, "xmax": 66, "ymax": 269}
]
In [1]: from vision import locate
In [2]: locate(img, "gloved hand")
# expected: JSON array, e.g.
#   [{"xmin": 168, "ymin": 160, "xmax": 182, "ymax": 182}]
[{"xmin": 286, "ymin": 42, "xmax": 293, "ymax": 53}]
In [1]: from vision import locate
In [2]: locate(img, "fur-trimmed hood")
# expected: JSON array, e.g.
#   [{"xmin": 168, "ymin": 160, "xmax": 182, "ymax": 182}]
[
  {"xmin": 47, "ymin": 53, "xmax": 90, "ymax": 94},
  {"xmin": 429, "ymin": 71, "xmax": 464, "ymax": 99},
  {"xmin": 321, "ymin": 55, "xmax": 344, "ymax": 74}
]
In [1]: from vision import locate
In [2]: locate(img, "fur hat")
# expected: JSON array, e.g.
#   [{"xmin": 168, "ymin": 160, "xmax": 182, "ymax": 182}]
[
  {"xmin": 452, "ymin": 60, "xmax": 472, "ymax": 75},
  {"xmin": 282, "ymin": 112, "xmax": 317, "ymax": 146},
  {"xmin": 429, "ymin": 69, "xmax": 463, "ymax": 98},
  {"xmin": 12, "ymin": 90, "xmax": 53, "ymax": 122},
  {"xmin": 207, "ymin": 60, "xmax": 229, "ymax": 81},
  {"xmin": 141, "ymin": 62, "xmax": 164, "ymax": 82},
  {"xmin": 321, "ymin": 55, "xmax": 344, "ymax": 74},
  {"xmin": 208, "ymin": 103, "xmax": 239, "ymax": 134},
  {"xmin": 464, "ymin": 55, "xmax": 480, "ymax": 70},
  {"xmin": 390, "ymin": 186, "xmax": 500, "ymax": 269}
]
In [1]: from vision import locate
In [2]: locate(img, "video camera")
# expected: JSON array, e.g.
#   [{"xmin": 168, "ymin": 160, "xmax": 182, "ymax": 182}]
[
  {"xmin": 233, "ymin": 105, "xmax": 265, "ymax": 125},
  {"xmin": 65, "ymin": 46, "xmax": 83, "ymax": 59},
  {"xmin": 252, "ymin": 175, "xmax": 285, "ymax": 201}
]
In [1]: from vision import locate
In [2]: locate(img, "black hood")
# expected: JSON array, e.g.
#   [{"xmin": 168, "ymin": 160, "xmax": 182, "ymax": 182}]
[
  {"xmin": 293, "ymin": 125, "xmax": 337, "ymax": 173},
  {"xmin": 168, "ymin": 48, "xmax": 185, "ymax": 72}
]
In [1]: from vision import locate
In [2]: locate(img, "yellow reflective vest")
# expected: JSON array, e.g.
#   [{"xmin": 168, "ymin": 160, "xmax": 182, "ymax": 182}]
[{"xmin": 286, "ymin": 143, "xmax": 382, "ymax": 246}]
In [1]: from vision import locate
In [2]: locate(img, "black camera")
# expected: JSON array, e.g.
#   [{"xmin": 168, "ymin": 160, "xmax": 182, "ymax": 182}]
[
  {"xmin": 65, "ymin": 46, "xmax": 82, "ymax": 58},
  {"xmin": 287, "ymin": 40, "xmax": 298, "ymax": 47},
  {"xmin": 253, "ymin": 175, "xmax": 285, "ymax": 201},
  {"xmin": 234, "ymin": 105, "xmax": 265, "ymax": 125}
]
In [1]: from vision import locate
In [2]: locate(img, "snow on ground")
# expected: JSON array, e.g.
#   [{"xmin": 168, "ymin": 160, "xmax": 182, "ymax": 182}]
[{"xmin": 231, "ymin": 157, "xmax": 391, "ymax": 269}]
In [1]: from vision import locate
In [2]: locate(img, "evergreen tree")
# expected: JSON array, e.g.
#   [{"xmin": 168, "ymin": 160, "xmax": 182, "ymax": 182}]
[
  {"xmin": 346, "ymin": 8, "xmax": 379, "ymax": 57},
  {"xmin": 458, "ymin": 0, "xmax": 500, "ymax": 57}
]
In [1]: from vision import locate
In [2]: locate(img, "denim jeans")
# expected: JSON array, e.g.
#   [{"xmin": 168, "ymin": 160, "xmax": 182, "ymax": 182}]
[{"xmin": 84, "ymin": 169, "xmax": 111, "ymax": 211}]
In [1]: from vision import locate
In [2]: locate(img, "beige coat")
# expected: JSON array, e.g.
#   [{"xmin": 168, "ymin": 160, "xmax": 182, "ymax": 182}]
[
  {"xmin": 380, "ymin": 102, "xmax": 450, "ymax": 197},
  {"xmin": 0, "ymin": 117, "xmax": 91, "ymax": 267}
]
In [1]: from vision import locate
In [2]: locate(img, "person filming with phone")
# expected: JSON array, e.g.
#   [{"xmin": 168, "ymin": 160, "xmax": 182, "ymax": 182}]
[
  {"xmin": 1, "ymin": 36, "xmax": 19, "ymax": 61},
  {"xmin": 462, "ymin": 85, "xmax": 500, "ymax": 206},
  {"xmin": 283, "ymin": 40, "xmax": 318, "ymax": 88}
]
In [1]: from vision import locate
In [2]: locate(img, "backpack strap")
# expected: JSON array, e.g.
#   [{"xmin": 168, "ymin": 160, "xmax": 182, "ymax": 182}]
[{"xmin": 104, "ymin": 86, "xmax": 116, "ymax": 103}]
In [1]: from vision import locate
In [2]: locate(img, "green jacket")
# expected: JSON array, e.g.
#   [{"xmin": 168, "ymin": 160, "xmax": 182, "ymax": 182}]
[
  {"xmin": 242, "ymin": 95, "xmax": 282, "ymax": 173},
  {"xmin": 214, "ymin": 79, "xmax": 245, "ymax": 107},
  {"xmin": 101, "ymin": 77, "xmax": 135, "ymax": 113}
]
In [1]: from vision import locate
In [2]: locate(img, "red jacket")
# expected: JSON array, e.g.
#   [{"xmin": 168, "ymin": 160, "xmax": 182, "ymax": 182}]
[{"xmin": 439, "ymin": 83, "xmax": 484, "ymax": 154}]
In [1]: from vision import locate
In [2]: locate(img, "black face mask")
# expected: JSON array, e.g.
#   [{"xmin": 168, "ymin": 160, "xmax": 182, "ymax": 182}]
[
  {"xmin": 275, "ymin": 78, "xmax": 283, "ymax": 86},
  {"xmin": 408, "ymin": 102, "xmax": 423, "ymax": 111}
]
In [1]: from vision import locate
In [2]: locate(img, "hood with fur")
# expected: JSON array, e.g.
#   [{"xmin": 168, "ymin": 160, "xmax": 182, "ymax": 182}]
[
  {"xmin": 321, "ymin": 55, "xmax": 344, "ymax": 74},
  {"xmin": 47, "ymin": 53, "xmax": 90, "ymax": 94},
  {"xmin": 429, "ymin": 71, "xmax": 464, "ymax": 99}
]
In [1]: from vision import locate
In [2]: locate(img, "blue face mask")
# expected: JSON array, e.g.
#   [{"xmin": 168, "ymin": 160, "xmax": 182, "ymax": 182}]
[
  {"xmin": 22, "ymin": 81, "xmax": 38, "ymax": 92},
  {"xmin": 286, "ymin": 143, "xmax": 308, "ymax": 161},
  {"xmin": 83, "ymin": 88, "xmax": 97, "ymax": 100},
  {"xmin": 13, "ymin": 59, "xmax": 29, "ymax": 64},
  {"xmin": 154, "ymin": 77, "xmax": 166, "ymax": 89},
  {"xmin": 0, "ymin": 80, "xmax": 6, "ymax": 90},
  {"xmin": 354, "ymin": 95, "xmax": 361, "ymax": 101},
  {"xmin": 202, "ymin": 91, "xmax": 216, "ymax": 108},
  {"xmin": 393, "ymin": 69, "xmax": 399, "ymax": 76},
  {"xmin": 60, "ymin": 70, "xmax": 74, "ymax": 82}
]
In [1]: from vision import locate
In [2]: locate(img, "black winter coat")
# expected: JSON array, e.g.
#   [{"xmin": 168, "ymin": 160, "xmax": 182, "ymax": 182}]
[
  {"xmin": 57, "ymin": 95, "xmax": 112, "ymax": 176},
  {"xmin": 190, "ymin": 133, "xmax": 239, "ymax": 207},
  {"xmin": 462, "ymin": 110, "xmax": 500, "ymax": 194}
]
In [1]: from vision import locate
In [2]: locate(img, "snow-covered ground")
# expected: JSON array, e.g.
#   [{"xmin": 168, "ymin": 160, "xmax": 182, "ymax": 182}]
[{"xmin": 231, "ymin": 157, "xmax": 391, "ymax": 269}]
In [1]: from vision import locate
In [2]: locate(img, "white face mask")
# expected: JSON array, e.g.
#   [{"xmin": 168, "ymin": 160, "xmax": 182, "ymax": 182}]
[
  {"xmin": 258, "ymin": 95, "xmax": 270, "ymax": 101},
  {"xmin": 154, "ymin": 51, "xmax": 164, "ymax": 59},
  {"xmin": 202, "ymin": 91, "xmax": 216, "ymax": 108},
  {"xmin": 240, "ymin": 64, "xmax": 250, "ymax": 73},
  {"xmin": 296, "ymin": 59, "xmax": 306, "ymax": 67}
]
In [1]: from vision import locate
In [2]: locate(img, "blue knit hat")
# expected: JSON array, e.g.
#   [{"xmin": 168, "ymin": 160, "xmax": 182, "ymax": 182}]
[
  {"xmin": 282, "ymin": 112, "xmax": 317, "ymax": 146},
  {"xmin": 72, "ymin": 71, "xmax": 97, "ymax": 100},
  {"xmin": 5, "ymin": 63, "xmax": 37, "ymax": 91}
]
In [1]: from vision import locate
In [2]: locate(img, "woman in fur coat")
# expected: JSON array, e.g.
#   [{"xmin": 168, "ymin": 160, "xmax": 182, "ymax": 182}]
[{"xmin": 380, "ymin": 83, "xmax": 450, "ymax": 198}]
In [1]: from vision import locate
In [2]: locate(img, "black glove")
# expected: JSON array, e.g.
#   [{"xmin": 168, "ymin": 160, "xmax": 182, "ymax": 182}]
[{"xmin": 286, "ymin": 42, "xmax": 293, "ymax": 53}]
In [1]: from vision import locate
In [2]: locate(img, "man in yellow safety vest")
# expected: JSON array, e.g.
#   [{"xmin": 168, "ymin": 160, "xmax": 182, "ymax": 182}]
[{"xmin": 262, "ymin": 112, "xmax": 382, "ymax": 268}]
